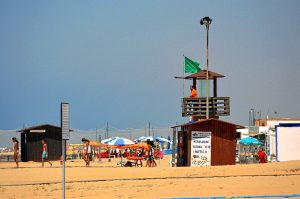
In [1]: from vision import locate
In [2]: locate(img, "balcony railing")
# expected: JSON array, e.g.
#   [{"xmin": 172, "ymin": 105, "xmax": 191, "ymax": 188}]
[{"xmin": 182, "ymin": 97, "xmax": 230, "ymax": 117}]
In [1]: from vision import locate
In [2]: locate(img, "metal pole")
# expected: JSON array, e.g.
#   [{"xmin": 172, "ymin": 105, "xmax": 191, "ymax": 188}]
[
  {"xmin": 99, "ymin": 135, "xmax": 102, "ymax": 162},
  {"xmin": 148, "ymin": 122, "xmax": 151, "ymax": 136},
  {"xmin": 96, "ymin": 127, "xmax": 98, "ymax": 141},
  {"xmin": 60, "ymin": 102, "xmax": 69, "ymax": 199},
  {"xmin": 62, "ymin": 139, "xmax": 66, "ymax": 199},
  {"xmin": 172, "ymin": 127, "xmax": 177, "ymax": 167},
  {"xmin": 106, "ymin": 122, "xmax": 109, "ymax": 139},
  {"xmin": 206, "ymin": 25, "xmax": 209, "ymax": 119},
  {"xmin": 183, "ymin": 56, "xmax": 185, "ymax": 98}
]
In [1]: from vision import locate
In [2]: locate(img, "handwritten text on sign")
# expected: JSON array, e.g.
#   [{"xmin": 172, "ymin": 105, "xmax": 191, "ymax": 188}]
[{"xmin": 191, "ymin": 131, "xmax": 211, "ymax": 167}]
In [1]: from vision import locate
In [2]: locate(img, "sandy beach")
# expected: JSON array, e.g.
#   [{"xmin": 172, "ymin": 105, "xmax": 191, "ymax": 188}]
[{"xmin": 1, "ymin": 155, "xmax": 300, "ymax": 199}]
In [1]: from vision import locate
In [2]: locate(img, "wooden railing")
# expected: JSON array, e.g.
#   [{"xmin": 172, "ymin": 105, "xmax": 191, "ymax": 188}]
[{"xmin": 182, "ymin": 97, "xmax": 230, "ymax": 117}]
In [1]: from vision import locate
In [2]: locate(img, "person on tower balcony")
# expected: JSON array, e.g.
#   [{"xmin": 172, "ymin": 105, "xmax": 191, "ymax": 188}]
[
  {"xmin": 189, "ymin": 85, "xmax": 198, "ymax": 122},
  {"xmin": 190, "ymin": 85, "xmax": 198, "ymax": 98}
]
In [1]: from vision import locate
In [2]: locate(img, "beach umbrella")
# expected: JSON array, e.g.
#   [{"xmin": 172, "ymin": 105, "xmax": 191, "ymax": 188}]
[
  {"xmin": 134, "ymin": 136, "xmax": 147, "ymax": 142},
  {"xmin": 123, "ymin": 142, "xmax": 148, "ymax": 149},
  {"xmin": 105, "ymin": 137, "xmax": 134, "ymax": 146},
  {"xmin": 101, "ymin": 137, "xmax": 117, "ymax": 144},
  {"xmin": 105, "ymin": 137, "xmax": 134, "ymax": 166},
  {"xmin": 239, "ymin": 137, "xmax": 263, "ymax": 145},
  {"xmin": 156, "ymin": 137, "xmax": 172, "ymax": 143},
  {"xmin": 139, "ymin": 136, "xmax": 173, "ymax": 143},
  {"xmin": 89, "ymin": 140, "xmax": 107, "ymax": 147}
]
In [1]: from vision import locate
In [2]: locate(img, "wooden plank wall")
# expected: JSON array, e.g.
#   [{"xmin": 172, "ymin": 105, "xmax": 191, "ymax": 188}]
[
  {"xmin": 47, "ymin": 127, "xmax": 62, "ymax": 161},
  {"xmin": 23, "ymin": 126, "xmax": 62, "ymax": 162},
  {"xmin": 186, "ymin": 120, "xmax": 236, "ymax": 166},
  {"xmin": 26, "ymin": 132, "xmax": 44, "ymax": 162}
]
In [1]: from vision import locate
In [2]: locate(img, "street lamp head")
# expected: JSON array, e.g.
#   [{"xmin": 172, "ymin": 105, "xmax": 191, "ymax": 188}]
[{"xmin": 200, "ymin": 16, "xmax": 212, "ymax": 26}]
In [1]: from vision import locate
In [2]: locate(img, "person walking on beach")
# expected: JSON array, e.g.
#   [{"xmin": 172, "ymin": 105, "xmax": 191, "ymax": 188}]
[
  {"xmin": 145, "ymin": 140, "xmax": 154, "ymax": 167},
  {"xmin": 82, "ymin": 138, "xmax": 91, "ymax": 166},
  {"xmin": 12, "ymin": 137, "xmax": 19, "ymax": 167},
  {"xmin": 42, "ymin": 139, "xmax": 52, "ymax": 167}
]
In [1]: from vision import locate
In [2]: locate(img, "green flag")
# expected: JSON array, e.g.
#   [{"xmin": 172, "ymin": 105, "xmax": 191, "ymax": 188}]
[{"xmin": 184, "ymin": 56, "xmax": 201, "ymax": 73}]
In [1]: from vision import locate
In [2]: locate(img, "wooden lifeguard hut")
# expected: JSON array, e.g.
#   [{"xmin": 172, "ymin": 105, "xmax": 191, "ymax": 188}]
[
  {"xmin": 171, "ymin": 70, "xmax": 243, "ymax": 167},
  {"xmin": 18, "ymin": 124, "xmax": 63, "ymax": 162},
  {"xmin": 179, "ymin": 69, "xmax": 230, "ymax": 119}
]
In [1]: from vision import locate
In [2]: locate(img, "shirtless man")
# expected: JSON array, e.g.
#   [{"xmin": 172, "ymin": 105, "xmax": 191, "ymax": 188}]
[
  {"xmin": 12, "ymin": 137, "xmax": 19, "ymax": 167},
  {"xmin": 42, "ymin": 139, "xmax": 52, "ymax": 167}
]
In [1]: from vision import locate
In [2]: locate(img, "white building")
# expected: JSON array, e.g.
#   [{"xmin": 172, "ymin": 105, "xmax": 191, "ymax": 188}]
[{"xmin": 237, "ymin": 118, "xmax": 300, "ymax": 161}]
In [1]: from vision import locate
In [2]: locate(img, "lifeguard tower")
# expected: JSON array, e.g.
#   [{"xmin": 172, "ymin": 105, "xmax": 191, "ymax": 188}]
[
  {"xmin": 178, "ymin": 69, "xmax": 230, "ymax": 120},
  {"xmin": 170, "ymin": 16, "xmax": 244, "ymax": 167},
  {"xmin": 171, "ymin": 72, "xmax": 243, "ymax": 167}
]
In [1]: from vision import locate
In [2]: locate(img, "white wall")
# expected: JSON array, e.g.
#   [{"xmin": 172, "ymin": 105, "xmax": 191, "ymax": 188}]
[
  {"xmin": 276, "ymin": 125, "xmax": 300, "ymax": 161},
  {"xmin": 267, "ymin": 119, "xmax": 300, "ymax": 160},
  {"xmin": 267, "ymin": 119, "xmax": 300, "ymax": 128}
]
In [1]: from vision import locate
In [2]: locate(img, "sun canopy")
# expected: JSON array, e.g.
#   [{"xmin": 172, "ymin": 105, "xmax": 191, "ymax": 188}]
[
  {"xmin": 89, "ymin": 140, "xmax": 107, "ymax": 147},
  {"xmin": 137, "ymin": 136, "xmax": 172, "ymax": 143},
  {"xmin": 123, "ymin": 142, "xmax": 148, "ymax": 149},
  {"xmin": 239, "ymin": 137, "xmax": 263, "ymax": 145},
  {"xmin": 101, "ymin": 137, "xmax": 117, "ymax": 144},
  {"xmin": 105, "ymin": 137, "xmax": 134, "ymax": 146}
]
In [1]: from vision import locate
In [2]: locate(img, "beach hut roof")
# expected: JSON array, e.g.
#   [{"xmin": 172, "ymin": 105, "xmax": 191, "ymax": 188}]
[
  {"xmin": 185, "ymin": 70, "xmax": 225, "ymax": 79},
  {"xmin": 17, "ymin": 124, "xmax": 73, "ymax": 133},
  {"xmin": 175, "ymin": 70, "xmax": 225, "ymax": 80},
  {"xmin": 17, "ymin": 124, "xmax": 60, "ymax": 132},
  {"xmin": 171, "ymin": 118, "xmax": 244, "ymax": 129}
]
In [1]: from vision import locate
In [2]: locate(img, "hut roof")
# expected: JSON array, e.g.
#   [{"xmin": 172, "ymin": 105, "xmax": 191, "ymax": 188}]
[
  {"xmin": 171, "ymin": 118, "xmax": 244, "ymax": 129},
  {"xmin": 185, "ymin": 70, "xmax": 225, "ymax": 79},
  {"xmin": 17, "ymin": 124, "xmax": 73, "ymax": 133},
  {"xmin": 175, "ymin": 70, "xmax": 225, "ymax": 80},
  {"xmin": 17, "ymin": 124, "xmax": 61, "ymax": 132}
]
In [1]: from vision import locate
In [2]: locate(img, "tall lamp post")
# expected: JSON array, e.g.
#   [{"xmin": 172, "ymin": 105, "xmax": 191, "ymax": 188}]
[{"xmin": 200, "ymin": 16, "xmax": 212, "ymax": 119}]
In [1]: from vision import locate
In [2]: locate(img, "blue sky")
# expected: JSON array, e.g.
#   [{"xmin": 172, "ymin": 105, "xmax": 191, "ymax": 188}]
[{"xmin": 1, "ymin": 0, "xmax": 300, "ymax": 130}]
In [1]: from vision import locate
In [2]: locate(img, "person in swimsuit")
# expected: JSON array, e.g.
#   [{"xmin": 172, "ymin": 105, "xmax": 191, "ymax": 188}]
[
  {"xmin": 12, "ymin": 137, "xmax": 19, "ymax": 167},
  {"xmin": 42, "ymin": 139, "xmax": 52, "ymax": 167},
  {"xmin": 145, "ymin": 140, "xmax": 154, "ymax": 167},
  {"xmin": 82, "ymin": 138, "xmax": 91, "ymax": 166}
]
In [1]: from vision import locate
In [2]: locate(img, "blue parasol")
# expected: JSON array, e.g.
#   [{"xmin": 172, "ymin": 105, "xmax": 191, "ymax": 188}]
[{"xmin": 239, "ymin": 137, "xmax": 263, "ymax": 145}]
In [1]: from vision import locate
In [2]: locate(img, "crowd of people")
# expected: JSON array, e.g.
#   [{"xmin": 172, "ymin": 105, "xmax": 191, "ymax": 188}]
[
  {"xmin": 11, "ymin": 135, "xmax": 266, "ymax": 168},
  {"xmin": 79, "ymin": 138, "xmax": 161, "ymax": 167}
]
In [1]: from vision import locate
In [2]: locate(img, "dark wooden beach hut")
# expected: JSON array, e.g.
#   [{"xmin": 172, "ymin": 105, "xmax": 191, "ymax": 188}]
[
  {"xmin": 171, "ymin": 119, "xmax": 244, "ymax": 167},
  {"xmin": 18, "ymin": 124, "xmax": 62, "ymax": 162}
]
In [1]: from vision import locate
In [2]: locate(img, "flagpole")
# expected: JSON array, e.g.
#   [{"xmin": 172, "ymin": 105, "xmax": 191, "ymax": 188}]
[
  {"xmin": 206, "ymin": 26, "xmax": 209, "ymax": 120},
  {"xmin": 200, "ymin": 17, "xmax": 212, "ymax": 120},
  {"xmin": 183, "ymin": 55, "xmax": 185, "ymax": 98}
]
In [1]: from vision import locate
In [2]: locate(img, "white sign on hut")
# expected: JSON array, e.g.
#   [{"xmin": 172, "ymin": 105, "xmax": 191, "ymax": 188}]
[{"xmin": 191, "ymin": 131, "xmax": 211, "ymax": 167}]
